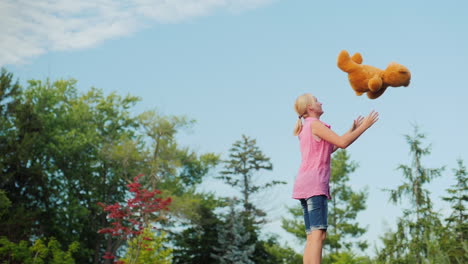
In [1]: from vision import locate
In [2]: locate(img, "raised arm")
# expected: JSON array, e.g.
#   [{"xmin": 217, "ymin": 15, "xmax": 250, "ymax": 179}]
[
  {"xmin": 312, "ymin": 111, "xmax": 379, "ymax": 149},
  {"xmin": 331, "ymin": 115, "xmax": 364, "ymax": 152}
]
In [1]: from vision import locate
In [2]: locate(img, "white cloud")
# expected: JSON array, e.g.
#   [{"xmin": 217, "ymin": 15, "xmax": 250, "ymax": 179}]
[{"xmin": 0, "ymin": 0, "xmax": 275, "ymax": 66}]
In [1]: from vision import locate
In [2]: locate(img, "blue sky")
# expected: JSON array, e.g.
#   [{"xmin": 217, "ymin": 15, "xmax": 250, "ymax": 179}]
[{"xmin": 3, "ymin": 0, "xmax": 468, "ymax": 256}]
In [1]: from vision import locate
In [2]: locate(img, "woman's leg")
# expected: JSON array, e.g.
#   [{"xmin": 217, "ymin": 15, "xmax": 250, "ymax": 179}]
[
  {"xmin": 302, "ymin": 195, "xmax": 328, "ymax": 264},
  {"xmin": 300, "ymin": 198, "xmax": 312, "ymax": 264},
  {"xmin": 303, "ymin": 234, "xmax": 312, "ymax": 264},
  {"xmin": 304, "ymin": 229, "xmax": 326, "ymax": 264}
]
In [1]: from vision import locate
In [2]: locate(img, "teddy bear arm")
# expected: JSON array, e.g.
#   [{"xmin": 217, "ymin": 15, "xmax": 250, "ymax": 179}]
[{"xmin": 368, "ymin": 76, "xmax": 383, "ymax": 92}]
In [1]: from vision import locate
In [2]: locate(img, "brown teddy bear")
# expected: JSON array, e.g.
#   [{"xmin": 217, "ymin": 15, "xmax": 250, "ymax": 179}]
[{"xmin": 337, "ymin": 50, "xmax": 411, "ymax": 99}]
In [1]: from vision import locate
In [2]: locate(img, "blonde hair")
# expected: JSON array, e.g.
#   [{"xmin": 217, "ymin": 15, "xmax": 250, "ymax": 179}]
[{"xmin": 293, "ymin": 93, "xmax": 315, "ymax": 136}]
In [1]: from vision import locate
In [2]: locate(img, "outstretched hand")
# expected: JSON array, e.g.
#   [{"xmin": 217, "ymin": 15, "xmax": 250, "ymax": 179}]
[
  {"xmin": 351, "ymin": 115, "xmax": 364, "ymax": 131},
  {"xmin": 362, "ymin": 110, "xmax": 379, "ymax": 129}
]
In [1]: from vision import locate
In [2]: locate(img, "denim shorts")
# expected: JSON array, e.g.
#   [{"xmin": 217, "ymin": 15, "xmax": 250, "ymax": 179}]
[{"xmin": 300, "ymin": 195, "xmax": 328, "ymax": 234}]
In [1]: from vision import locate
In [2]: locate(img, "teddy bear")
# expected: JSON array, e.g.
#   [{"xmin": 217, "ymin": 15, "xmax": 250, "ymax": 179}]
[{"xmin": 337, "ymin": 50, "xmax": 411, "ymax": 99}]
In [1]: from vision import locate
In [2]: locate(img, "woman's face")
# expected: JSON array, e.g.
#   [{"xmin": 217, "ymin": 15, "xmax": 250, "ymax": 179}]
[{"xmin": 311, "ymin": 96, "xmax": 323, "ymax": 115}]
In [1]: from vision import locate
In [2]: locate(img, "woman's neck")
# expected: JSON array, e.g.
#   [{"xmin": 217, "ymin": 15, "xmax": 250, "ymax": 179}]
[{"xmin": 307, "ymin": 112, "xmax": 321, "ymax": 119}]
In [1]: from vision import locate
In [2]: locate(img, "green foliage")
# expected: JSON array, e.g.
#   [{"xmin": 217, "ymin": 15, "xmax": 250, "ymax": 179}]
[
  {"xmin": 0, "ymin": 69, "xmax": 220, "ymax": 263},
  {"xmin": 327, "ymin": 149, "xmax": 368, "ymax": 254},
  {"xmin": 172, "ymin": 193, "xmax": 224, "ymax": 264},
  {"xmin": 281, "ymin": 205, "xmax": 305, "ymax": 244},
  {"xmin": 0, "ymin": 74, "xmax": 145, "ymax": 262},
  {"xmin": 0, "ymin": 68, "xmax": 21, "ymax": 122},
  {"xmin": 137, "ymin": 110, "xmax": 213, "ymax": 188},
  {"xmin": 375, "ymin": 221, "xmax": 411, "ymax": 263},
  {"xmin": 122, "ymin": 228, "xmax": 172, "ymax": 264},
  {"xmin": 218, "ymin": 135, "xmax": 293, "ymax": 263},
  {"xmin": 0, "ymin": 236, "xmax": 79, "ymax": 264},
  {"xmin": 136, "ymin": 110, "xmax": 220, "ymax": 222},
  {"xmin": 441, "ymin": 159, "xmax": 468, "ymax": 263},
  {"xmin": 323, "ymin": 251, "xmax": 372, "ymax": 264},
  {"xmin": 254, "ymin": 235, "xmax": 302, "ymax": 264},
  {"xmin": 0, "ymin": 190, "xmax": 11, "ymax": 218},
  {"xmin": 212, "ymin": 200, "xmax": 256, "ymax": 264},
  {"xmin": 0, "ymin": 69, "xmax": 34, "ymax": 242},
  {"xmin": 388, "ymin": 127, "xmax": 443, "ymax": 208},
  {"xmin": 218, "ymin": 134, "xmax": 284, "ymax": 220},
  {"xmin": 443, "ymin": 159, "xmax": 467, "ymax": 238},
  {"xmin": 377, "ymin": 126, "xmax": 446, "ymax": 263}
]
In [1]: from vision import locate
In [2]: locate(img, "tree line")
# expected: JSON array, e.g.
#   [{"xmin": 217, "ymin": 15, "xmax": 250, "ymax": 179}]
[{"xmin": 0, "ymin": 69, "xmax": 466, "ymax": 263}]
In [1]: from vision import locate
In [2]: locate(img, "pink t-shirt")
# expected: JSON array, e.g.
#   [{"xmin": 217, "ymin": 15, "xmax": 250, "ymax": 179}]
[{"xmin": 292, "ymin": 117, "xmax": 334, "ymax": 200}]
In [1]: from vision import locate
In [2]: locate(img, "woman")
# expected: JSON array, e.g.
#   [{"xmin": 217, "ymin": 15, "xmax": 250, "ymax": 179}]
[{"xmin": 292, "ymin": 93, "xmax": 378, "ymax": 264}]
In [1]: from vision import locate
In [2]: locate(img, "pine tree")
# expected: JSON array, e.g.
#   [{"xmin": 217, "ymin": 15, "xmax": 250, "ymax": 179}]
[
  {"xmin": 218, "ymin": 135, "xmax": 284, "ymax": 220},
  {"xmin": 281, "ymin": 205, "xmax": 305, "ymax": 244},
  {"xmin": 442, "ymin": 159, "xmax": 468, "ymax": 263},
  {"xmin": 377, "ymin": 126, "xmax": 445, "ymax": 263},
  {"xmin": 211, "ymin": 200, "xmax": 255, "ymax": 264},
  {"xmin": 218, "ymin": 135, "xmax": 287, "ymax": 262},
  {"xmin": 325, "ymin": 149, "xmax": 368, "ymax": 258},
  {"xmin": 172, "ymin": 194, "xmax": 223, "ymax": 264}
]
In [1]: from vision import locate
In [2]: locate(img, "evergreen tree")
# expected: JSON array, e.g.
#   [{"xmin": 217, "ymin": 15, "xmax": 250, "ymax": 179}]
[
  {"xmin": 326, "ymin": 149, "xmax": 368, "ymax": 255},
  {"xmin": 442, "ymin": 159, "xmax": 468, "ymax": 263},
  {"xmin": 211, "ymin": 200, "xmax": 255, "ymax": 264},
  {"xmin": 218, "ymin": 135, "xmax": 287, "ymax": 262},
  {"xmin": 377, "ymin": 127, "xmax": 445, "ymax": 263},
  {"xmin": 218, "ymin": 135, "xmax": 285, "ymax": 219},
  {"xmin": 281, "ymin": 206, "xmax": 304, "ymax": 243},
  {"xmin": 172, "ymin": 194, "xmax": 224, "ymax": 264},
  {"xmin": 254, "ymin": 235, "xmax": 303, "ymax": 264}
]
